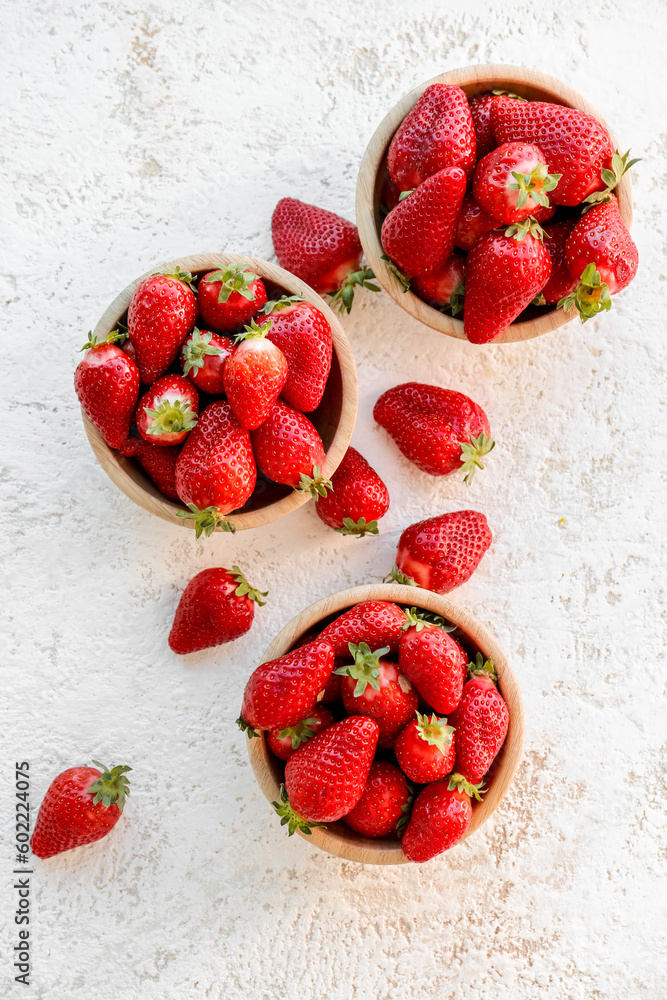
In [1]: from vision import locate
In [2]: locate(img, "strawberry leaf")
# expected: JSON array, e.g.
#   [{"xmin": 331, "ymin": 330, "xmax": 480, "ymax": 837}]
[
  {"xmin": 272, "ymin": 785, "xmax": 324, "ymax": 836},
  {"xmin": 381, "ymin": 254, "xmax": 411, "ymax": 293},
  {"xmin": 328, "ymin": 265, "xmax": 380, "ymax": 315},
  {"xmin": 236, "ymin": 717, "xmax": 260, "ymax": 739},
  {"xmin": 88, "ymin": 761, "xmax": 132, "ymax": 812},
  {"xmin": 336, "ymin": 517, "xmax": 379, "ymax": 537},
  {"xmin": 459, "ymin": 432, "xmax": 495, "ymax": 487},
  {"xmin": 231, "ymin": 565, "xmax": 268, "ymax": 606},
  {"xmin": 177, "ymin": 503, "xmax": 236, "ymax": 538}
]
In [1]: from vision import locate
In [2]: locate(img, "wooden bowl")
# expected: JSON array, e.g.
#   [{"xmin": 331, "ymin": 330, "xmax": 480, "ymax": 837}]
[
  {"xmin": 82, "ymin": 253, "xmax": 358, "ymax": 532},
  {"xmin": 247, "ymin": 583, "xmax": 524, "ymax": 865},
  {"xmin": 356, "ymin": 64, "xmax": 634, "ymax": 344}
]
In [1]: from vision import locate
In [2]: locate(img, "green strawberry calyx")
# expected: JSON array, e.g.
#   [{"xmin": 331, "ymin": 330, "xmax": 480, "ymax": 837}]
[
  {"xmin": 88, "ymin": 761, "xmax": 132, "ymax": 811},
  {"xmin": 261, "ymin": 294, "xmax": 307, "ymax": 315},
  {"xmin": 177, "ymin": 503, "xmax": 236, "ymax": 538},
  {"xmin": 203, "ymin": 265, "xmax": 260, "ymax": 304},
  {"xmin": 236, "ymin": 716, "xmax": 260, "ymax": 739},
  {"xmin": 506, "ymin": 163, "xmax": 561, "ymax": 210},
  {"xmin": 504, "ymin": 217, "xmax": 546, "ymax": 242},
  {"xmin": 157, "ymin": 267, "xmax": 196, "ymax": 288},
  {"xmin": 144, "ymin": 399, "xmax": 198, "ymax": 437},
  {"xmin": 79, "ymin": 327, "xmax": 127, "ymax": 351},
  {"xmin": 467, "ymin": 652, "xmax": 498, "ymax": 683},
  {"xmin": 298, "ymin": 466, "xmax": 333, "ymax": 499},
  {"xmin": 557, "ymin": 262, "xmax": 612, "ymax": 323},
  {"xmin": 491, "ymin": 89, "xmax": 527, "ymax": 101},
  {"xmin": 334, "ymin": 641, "xmax": 391, "ymax": 696},
  {"xmin": 582, "ymin": 149, "xmax": 641, "ymax": 211},
  {"xmin": 532, "ymin": 292, "xmax": 547, "ymax": 306},
  {"xmin": 396, "ymin": 781, "xmax": 415, "ymax": 837},
  {"xmin": 415, "ymin": 712, "xmax": 454, "ymax": 753},
  {"xmin": 182, "ymin": 328, "xmax": 223, "ymax": 376},
  {"xmin": 336, "ymin": 516, "xmax": 379, "ymax": 538},
  {"xmin": 384, "ymin": 564, "xmax": 418, "ymax": 587},
  {"xmin": 449, "ymin": 282, "xmax": 465, "ymax": 317},
  {"xmin": 234, "ymin": 318, "xmax": 272, "ymax": 344},
  {"xmin": 329, "ymin": 265, "xmax": 381, "ymax": 315},
  {"xmin": 400, "ymin": 607, "xmax": 455, "ymax": 633},
  {"xmin": 277, "ymin": 717, "xmax": 320, "ymax": 751},
  {"xmin": 231, "ymin": 565, "xmax": 268, "ymax": 606},
  {"xmin": 272, "ymin": 784, "xmax": 323, "ymax": 836},
  {"xmin": 381, "ymin": 254, "xmax": 411, "ymax": 293},
  {"xmin": 448, "ymin": 772, "xmax": 485, "ymax": 802},
  {"xmin": 459, "ymin": 432, "xmax": 495, "ymax": 487}
]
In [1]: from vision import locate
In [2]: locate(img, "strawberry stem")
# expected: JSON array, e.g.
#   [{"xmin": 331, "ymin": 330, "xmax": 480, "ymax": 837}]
[
  {"xmin": 182, "ymin": 329, "xmax": 223, "ymax": 376},
  {"xmin": 506, "ymin": 163, "xmax": 561, "ymax": 210},
  {"xmin": 277, "ymin": 718, "xmax": 320, "ymax": 750},
  {"xmin": 336, "ymin": 516, "xmax": 379, "ymax": 537},
  {"xmin": 400, "ymin": 607, "xmax": 455, "ymax": 632},
  {"xmin": 298, "ymin": 466, "xmax": 333, "ymax": 499},
  {"xmin": 272, "ymin": 785, "xmax": 323, "ymax": 836},
  {"xmin": 448, "ymin": 772, "xmax": 485, "ymax": 801},
  {"xmin": 467, "ymin": 652, "xmax": 498, "ymax": 683},
  {"xmin": 459, "ymin": 432, "xmax": 495, "ymax": 487},
  {"xmin": 79, "ymin": 328, "xmax": 127, "ymax": 351},
  {"xmin": 234, "ymin": 318, "xmax": 272, "ymax": 343},
  {"xmin": 203, "ymin": 265, "xmax": 259, "ymax": 303},
  {"xmin": 381, "ymin": 254, "xmax": 411, "ymax": 293},
  {"xmin": 415, "ymin": 712, "xmax": 454, "ymax": 753},
  {"xmin": 334, "ymin": 641, "xmax": 391, "ymax": 696},
  {"xmin": 231, "ymin": 565, "xmax": 268, "ymax": 606},
  {"xmin": 583, "ymin": 149, "xmax": 641, "ymax": 210},
  {"xmin": 236, "ymin": 717, "xmax": 260, "ymax": 739},
  {"xmin": 261, "ymin": 295, "xmax": 307, "ymax": 315},
  {"xmin": 384, "ymin": 564, "xmax": 417, "ymax": 587},
  {"xmin": 177, "ymin": 503, "xmax": 236, "ymax": 538},
  {"xmin": 144, "ymin": 400, "xmax": 198, "ymax": 436},
  {"xmin": 328, "ymin": 265, "xmax": 381, "ymax": 315},
  {"xmin": 88, "ymin": 761, "xmax": 132, "ymax": 811},
  {"xmin": 449, "ymin": 282, "xmax": 465, "ymax": 316},
  {"xmin": 557, "ymin": 262, "xmax": 612, "ymax": 322},
  {"xmin": 157, "ymin": 267, "xmax": 196, "ymax": 288},
  {"xmin": 504, "ymin": 217, "xmax": 546, "ymax": 242}
]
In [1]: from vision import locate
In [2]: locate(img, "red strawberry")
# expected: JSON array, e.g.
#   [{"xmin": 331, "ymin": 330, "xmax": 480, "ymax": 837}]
[
  {"xmin": 197, "ymin": 266, "xmax": 267, "ymax": 333},
  {"xmin": 374, "ymin": 382, "xmax": 494, "ymax": 483},
  {"xmin": 398, "ymin": 614, "xmax": 468, "ymax": 713},
  {"xmin": 74, "ymin": 333, "xmax": 140, "ymax": 449},
  {"xmin": 250, "ymin": 399, "xmax": 330, "ymax": 496},
  {"xmin": 394, "ymin": 711, "xmax": 456, "ymax": 783},
  {"xmin": 538, "ymin": 219, "xmax": 577, "ymax": 305},
  {"xmin": 223, "ymin": 320, "xmax": 288, "ymax": 430},
  {"xmin": 468, "ymin": 93, "xmax": 499, "ymax": 159},
  {"xmin": 127, "ymin": 269, "xmax": 197, "ymax": 384},
  {"xmin": 134, "ymin": 439, "xmax": 181, "ymax": 500},
  {"xmin": 473, "ymin": 142, "xmax": 561, "ymax": 225},
  {"xmin": 278, "ymin": 715, "xmax": 379, "ymax": 825},
  {"xmin": 411, "ymin": 252, "xmax": 465, "ymax": 312},
  {"xmin": 336, "ymin": 642, "xmax": 418, "ymax": 748},
  {"xmin": 391, "ymin": 510, "xmax": 492, "ymax": 595},
  {"xmin": 381, "ymin": 166, "xmax": 467, "ymax": 278},
  {"xmin": 315, "ymin": 446, "xmax": 390, "ymax": 536},
  {"xmin": 239, "ymin": 640, "xmax": 334, "ymax": 733},
  {"xmin": 455, "ymin": 194, "xmax": 500, "ymax": 252},
  {"xmin": 181, "ymin": 329, "xmax": 233, "ymax": 394},
  {"xmin": 464, "ymin": 220, "xmax": 552, "ymax": 344},
  {"xmin": 318, "ymin": 600, "xmax": 407, "ymax": 658},
  {"xmin": 136, "ymin": 374, "xmax": 199, "ymax": 446},
  {"xmin": 266, "ymin": 705, "xmax": 335, "ymax": 762},
  {"xmin": 530, "ymin": 201, "xmax": 557, "ymax": 224},
  {"xmin": 262, "ymin": 297, "xmax": 332, "ymax": 412},
  {"xmin": 387, "ymin": 84, "xmax": 476, "ymax": 190},
  {"xmin": 320, "ymin": 670, "xmax": 342, "ymax": 703},
  {"xmin": 175, "ymin": 400, "xmax": 256, "ymax": 537},
  {"xmin": 342, "ymin": 761, "xmax": 411, "ymax": 838},
  {"xmin": 448, "ymin": 654, "xmax": 509, "ymax": 783},
  {"xmin": 30, "ymin": 761, "xmax": 131, "ymax": 859},
  {"xmin": 402, "ymin": 773, "xmax": 482, "ymax": 862},
  {"xmin": 168, "ymin": 566, "xmax": 267, "ymax": 655}
]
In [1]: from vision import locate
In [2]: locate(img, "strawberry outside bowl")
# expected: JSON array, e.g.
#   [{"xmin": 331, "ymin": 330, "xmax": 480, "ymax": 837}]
[
  {"xmin": 81, "ymin": 253, "xmax": 358, "ymax": 532},
  {"xmin": 356, "ymin": 64, "xmax": 634, "ymax": 344},
  {"xmin": 246, "ymin": 583, "xmax": 524, "ymax": 865}
]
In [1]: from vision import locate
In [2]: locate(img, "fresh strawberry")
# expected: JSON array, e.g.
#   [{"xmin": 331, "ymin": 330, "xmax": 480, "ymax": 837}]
[
  {"xmin": 181, "ymin": 328, "xmax": 233, "ymax": 394},
  {"xmin": 463, "ymin": 219, "xmax": 552, "ymax": 344},
  {"xmin": 127, "ymin": 269, "xmax": 197, "ymax": 384},
  {"xmin": 315, "ymin": 446, "xmax": 390, "ymax": 536},
  {"xmin": 402, "ymin": 773, "xmax": 482, "ymax": 862},
  {"xmin": 381, "ymin": 166, "xmax": 467, "ymax": 278},
  {"xmin": 468, "ymin": 93, "xmax": 499, "ymax": 159},
  {"xmin": 387, "ymin": 84, "xmax": 476, "ymax": 190},
  {"xmin": 398, "ymin": 613, "xmax": 468, "ymax": 714},
  {"xmin": 250, "ymin": 399, "xmax": 331, "ymax": 496},
  {"xmin": 342, "ymin": 761, "xmax": 411, "ymax": 838},
  {"xmin": 448, "ymin": 654, "xmax": 509, "ymax": 783},
  {"xmin": 473, "ymin": 142, "xmax": 561, "ymax": 225},
  {"xmin": 74, "ymin": 333, "xmax": 140, "ymax": 449},
  {"xmin": 320, "ymin": 671, "xmax": 342, "ymax": 703},
  {"xmin": 30, "ymin": 761, "xmax": 131, "ymax": 859},
  {"xmin": 394, "ymin": 711, "xmax": 456, "ymax": 783},
  {"xmin": 223, "ymin": 320, "xmax": 287, "ymax": 430},
  {"xmin": 530, "ymin": 201, "xmax": 557, "ymax": 224},
  {"xmin": 134, "ymin": 439, "xmax": 181, "ymax": 500},
  {"xmin": 374, "ymin": 382, "xmax": 494, "ymax": 484},
  {"xmin": 455, "ymin": 194, "xmax": 500, "ymax": 251},
  {"xmin": 266, "ymin": 705, "xmax": 335, "ymax": 762},
  {"xmin": 197, "ymin": 266, "xmax": 267, "ymax": 333},
  {"xmin": 318, "ymin": 600, "xmax": 407, "ymax": 657},
  {"xmin": 411, "ymin": 252, "xmax": 465, "ymax": 312},
  {"xmin": 278, "ymin": 715, "xmax": 379, "ymax": 825},
  {"xmin": 136, "ymin": 374, "xmax": 199, "ymax": 446},
  {"xmin": 239, "ymin": 640, "xmax": 334, "ymax": 733},
  {"xmin": 261, "ymin": 297, "xmax": 332, "ymax": 412},
  {"xmin": 390, "ymin": 510, "xmax": 492, "ymax": 594},
  {"xmin": 175, "ymin": 400, "xmax": 256, "ymax": 537},
  {"xmin": 537, "ymin": 219, "xmax": 577, "ymax": 305},
  {"xmin": 335, "ymin": 642, "xmax": 418, "ymax": 748},
  {"xmin": 168, "ymin": 566, "xmax": 267, "ymax": 655}
]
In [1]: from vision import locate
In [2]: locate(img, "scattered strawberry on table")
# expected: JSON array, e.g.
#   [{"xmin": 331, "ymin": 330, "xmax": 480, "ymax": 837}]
[
  {"xmin": 168, "ymin": 565, "xmax": 268, "ymax": 654},
  {"xmin": 315, "ymin": 446, "xmax": 390, "ymax": 536},
  {"xmin": 389, "ymin": 510, "xmax": 493, "ymax": 594}
]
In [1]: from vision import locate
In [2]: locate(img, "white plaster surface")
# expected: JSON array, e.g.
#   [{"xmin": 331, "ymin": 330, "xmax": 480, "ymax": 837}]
[{"xmin": 1, "ymin": 1, "xmax": 666, "ymax": 997}]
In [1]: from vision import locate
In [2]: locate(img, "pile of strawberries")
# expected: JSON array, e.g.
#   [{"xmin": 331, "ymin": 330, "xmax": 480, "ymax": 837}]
[
  {"xmin": 380, "ymin": 84, "xmax": 639, "ymax": 342},
  {"xmin": 238, "ymin": 599, "xmax": 509, "ymax": 863}
]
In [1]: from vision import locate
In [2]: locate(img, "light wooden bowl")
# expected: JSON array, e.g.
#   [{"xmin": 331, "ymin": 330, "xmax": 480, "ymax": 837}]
[
  {"xmin": 82, "ymin": 253, "xmax": 358, "ymax": 532},
  {"xmin": 247, "ymin": 583, "xmax": 524, "ymax": 865},
  {"xmin": 356, "ymin": 64, "xmax": 634, "ymax": 344}
]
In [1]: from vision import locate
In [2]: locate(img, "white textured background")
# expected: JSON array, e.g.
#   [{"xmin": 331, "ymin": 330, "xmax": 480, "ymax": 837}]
[{"xmin": 1, "ymin": 1, "xmax": 666, "ymax": 997}]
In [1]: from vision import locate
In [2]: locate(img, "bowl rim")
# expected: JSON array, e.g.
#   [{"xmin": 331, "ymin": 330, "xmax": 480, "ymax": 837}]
[
  {"xmin": 355, "ymin": 62, "xmax": 634, "ymax": 344},
  {"xmin": 246, "ymin": 583, "xmax": 524, "ymax": 865},
  {"xmin": 82, "ymin": 252, "xmax": 359, "ymax": 531}
]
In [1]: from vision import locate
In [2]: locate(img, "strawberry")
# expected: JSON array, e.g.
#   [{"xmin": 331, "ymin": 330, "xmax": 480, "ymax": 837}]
[
  {"xmin": 136, "ymin": 374, "xmax": 199, "ymax": 446},
  {"xmin": 342, "ymin": 761, "xmax": 411, "ymax": 838},
  {"xmin": 181, "ymin": 328, "xmax": 233, "ymax": 394},
  {"xmin": 262, "ymin": 297, "xmax": 332, "ymax": 412},
  {"xmin": 537, "ymin": 219, "xmax": 577, "ymax": 305},
  {"xmin": 127, "ymin": 269, "xmax": 197, "ymax": 384},
  {"xmin": 197, "ymin": 266, "xmax": 267, "ymax": 333},
  {"xmin": 168, "ymin": 566, "xmax": 267, "ymax": 655},
  {"xmin": 271, "ymin": 198, "xmax": 379, "ymax": 312},
  {"xmin": 394, "ymin": 711, "xmax": 456, "ymax": 783},
  {"xmin": 266, "ymin": 705, "xmax": 335, "ymax": 762},
  {"xmin": 30, "ymin": 761, "xmax": 131, "ymax": 859},
  {"xmin": 374, "ymin": 382, "xmax": 494, "ymax": 484},
  {"xmin": 175, "ymin": 400, "xmax": 256, "ymax": 537},
  {"xmin": 239, "ymin": 640, "xmax": 334, "ymax": 733},
  {"xmin": 387, "ymin": 84, "xmax": 476, "ymax": 190},
  {"xmin": 315, "ymin": 446, "xmax": 390, "ymax": 536},
  {"xmin": 473, "ymin": 142, "xmax": 561, "ymax": 225},
  {"xmin": 250, "ymin": 400, "xmax": 331, "ymax": 496},
  {"xmin": 411, "ymin": 252, "xmax": 465, "ymax": 312},
  {"xmin": 74, "ymin": 333, "xmax": 140, "ymax": 449},
  {"xmin": 278, "ymin": 715, "xmax": 379, "ymax": 825},
  {"xmin": 320, "ymin": 667, "xmax": 342, "ymax": 703},
  {"xmin": 318, "ymin": 600, "xmax": 407, "ymax": 657},
  {"xmin": 463, "ymin": 219, "xmax": 552, "ymax": 344},
  {"xmin": 401, "ymin": 773, "xmax": 482, "ymax": 862},
  {"xmin": 381, "ymin": 166, "xmax": 467, "ymax": 278},
  {"xmin": 335, "ymin": 642, "xmax": 418, "ymax": 748},
  {"xmin": 390, "ymin": 510, "xmax": 492, "ymax": 595},
  {"xmin": 223, "ymin": 320, "xmax": 288, "ymax": 430},
  {"xmin": 134, "ymin": 439, "xmax": 181, "ymax": 500},
  {"xmin": 468, "ymin": 93, "xmax": 499, "ymax": 159},
  {"xmin": 448, "ymin": 654, "xmax": 509, "ymax": 783},
  {"xmin": 455, "ymin": 194, "xmax": 500, "ymax": 252},
  {"xmin": 398, "ymin": 614, "xmax": 468, "ymax": 714}
]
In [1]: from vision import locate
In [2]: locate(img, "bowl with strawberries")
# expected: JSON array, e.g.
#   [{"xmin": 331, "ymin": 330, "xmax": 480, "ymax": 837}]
[
  {"xmin": 356, "ymin": 64, "xmax": 637, "ymax": 345},
  {"xmin": 75, "ymin": 253, "xmax": 358, "ymax": 535}
]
